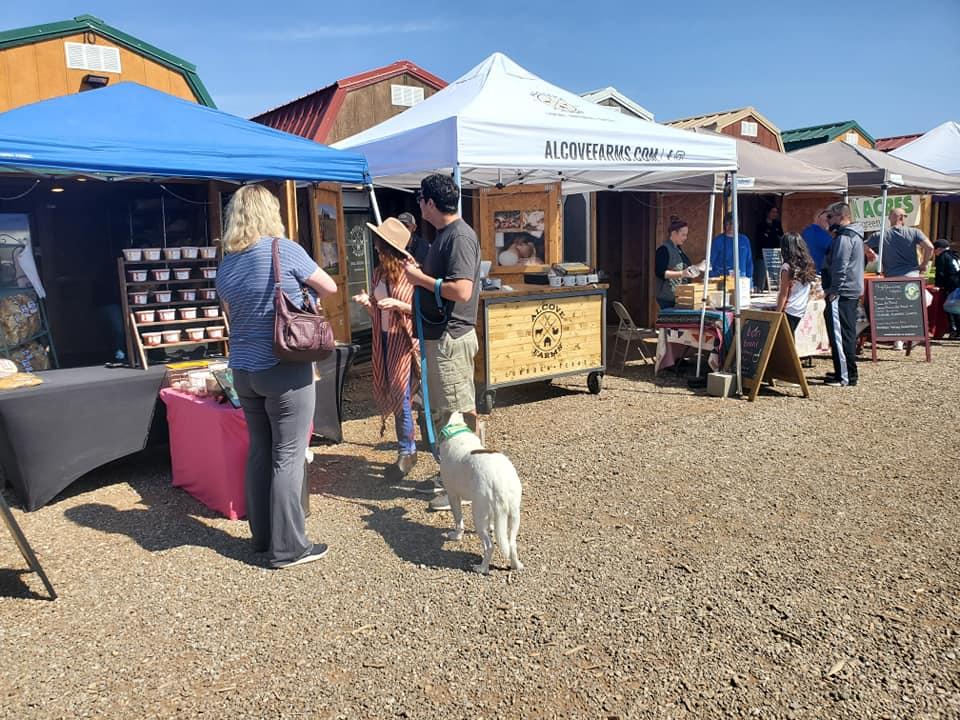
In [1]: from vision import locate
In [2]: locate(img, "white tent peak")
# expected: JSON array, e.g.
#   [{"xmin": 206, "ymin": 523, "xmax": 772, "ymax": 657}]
[
  {"xmin": 891, "ymin": 120, "xmax": 960, "ymax": 175},
  {"xmin": 335, "ymin": 52, "xmax": 736, "ymax": 191}
]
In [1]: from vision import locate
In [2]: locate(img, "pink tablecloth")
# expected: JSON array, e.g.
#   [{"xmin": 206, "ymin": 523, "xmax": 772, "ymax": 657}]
[{"xmin": 160, "ymin": 388, "xmax": 248, "ymax": 520}]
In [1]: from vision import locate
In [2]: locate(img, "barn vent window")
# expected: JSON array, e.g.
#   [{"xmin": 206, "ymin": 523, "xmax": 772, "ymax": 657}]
[
  {"xmin": 64, "ymin": 42, "xmax": 122, "ymax": 73},
  {"xmin": 391, "ymin": 85, "xmax": 424, "ymax": 107},
  {"xmin": 740, "ymin": 121, "xmax": 758, "ymax": 137}
]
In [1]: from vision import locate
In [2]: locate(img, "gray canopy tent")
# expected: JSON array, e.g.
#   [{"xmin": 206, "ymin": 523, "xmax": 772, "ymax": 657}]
[{"xmin": 790, "ymin": 141, "xmax": 960, "ymax": 270}]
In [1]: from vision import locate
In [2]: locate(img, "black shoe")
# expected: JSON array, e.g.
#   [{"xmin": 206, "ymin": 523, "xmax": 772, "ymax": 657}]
[{"xmin": 273, "ymin": 543, "xmax": 328, "ymax": 569}]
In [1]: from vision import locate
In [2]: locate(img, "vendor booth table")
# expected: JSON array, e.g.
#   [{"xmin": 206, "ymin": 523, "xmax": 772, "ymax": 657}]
[
  {"xmin": 655, "ymin": 308, "xmax": 732, "ymax": 374},
  {"xmin": 0, "ymin": 365, "xmax": 167, "ymax": 510},
  {"xmin": 475, "ymin": 285, "xmax": 606, "ymax": 413},
  {"xmin": 159, "ymin": 345, "xmax": 356, "ymax": 518}
]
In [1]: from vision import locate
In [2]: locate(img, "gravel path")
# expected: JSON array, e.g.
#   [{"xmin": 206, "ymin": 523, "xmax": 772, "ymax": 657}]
[{"xmin": 1, "ymin": 342, "xmax": 958, "ymax": 719}]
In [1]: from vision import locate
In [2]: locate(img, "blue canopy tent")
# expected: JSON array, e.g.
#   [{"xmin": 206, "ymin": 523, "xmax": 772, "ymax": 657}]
[{"xmin": 0, "ymin": 83, "xmax": 370, "ymax": 184}]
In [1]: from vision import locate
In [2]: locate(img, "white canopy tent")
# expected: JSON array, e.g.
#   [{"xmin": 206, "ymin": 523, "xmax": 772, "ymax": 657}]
[
  {"xmin": 335, "ymin": 53, "xmax": 737, "ymax": 194},
  {"xmin": 892, "ymin": 121, "xmax": 960, "ymax": 176},
  {"xmin": 336, "ymin": 52, "xmax": 753, "ymax": 391}
]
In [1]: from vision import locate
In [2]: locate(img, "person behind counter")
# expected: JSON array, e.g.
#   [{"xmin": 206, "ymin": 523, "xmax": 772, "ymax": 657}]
[
  {"xmin": 398, "ymin": 212, "xmax": 429, "ymax": 266},
  {"xmin": 709, "ymin": 213, "xmax": 754, "ymax": 290},
  {"xmin": 352, "ymin": 218, "xmax": 420, "ymax": 479},
  {"xmin": 775, "ymin": 232, "xmax": 816, "ymax": 334},
  {"xmin": 654, "ymin": 217, "xmax": 701, "ymax": 310},
  {"xmin": 216, "ymin": 184, "xmax": 338, "ymax": 569},
  {"xmin": 753, "ymin": 205, "xmax": 784, "ymax": 290}
]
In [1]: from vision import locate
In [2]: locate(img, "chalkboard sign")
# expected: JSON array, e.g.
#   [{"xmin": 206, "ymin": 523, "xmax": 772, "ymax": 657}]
[
  {"xmin": 762, "ymin": 248, "xmax": 784, "ymax": 292},
  {"xmin": 739, "ymin": 315, "xmax": 772, "ymax": 381},
  {"xmin": 866, "ymin": 277, "xmax": 931, "ymax": 362},
  {"xmin": 724, "ymin": 309, "xmax": 809, "ymax": 401}
]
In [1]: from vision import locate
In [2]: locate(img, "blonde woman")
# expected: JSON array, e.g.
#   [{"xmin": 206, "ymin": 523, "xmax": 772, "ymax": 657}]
[{"xmin": 216, "ymin": 184, "xmax": 337, "ymax": 569}]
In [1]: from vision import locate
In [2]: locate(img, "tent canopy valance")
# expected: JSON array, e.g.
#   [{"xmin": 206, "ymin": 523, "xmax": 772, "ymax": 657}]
[
  {"xmin": 789, "ymin": 141, "xmax": 960, "ymax": 194},
  {"xmin": 334, "ymin": 53, "xmax": 737, "ymax": 193},
  {"xmin": 0, "ymin": 83, "xmax": 370, "ymax": 184}
]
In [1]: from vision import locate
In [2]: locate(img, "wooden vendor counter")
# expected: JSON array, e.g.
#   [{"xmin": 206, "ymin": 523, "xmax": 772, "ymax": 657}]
[{"xmin": 474, "ymin": 283, "xmax": 607, "ymax": 413}]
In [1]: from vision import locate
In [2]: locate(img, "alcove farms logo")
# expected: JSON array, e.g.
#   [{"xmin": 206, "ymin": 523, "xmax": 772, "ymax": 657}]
[{"xmin": 531, "ymin": 302, "xmax": 564, "ymax": 358}]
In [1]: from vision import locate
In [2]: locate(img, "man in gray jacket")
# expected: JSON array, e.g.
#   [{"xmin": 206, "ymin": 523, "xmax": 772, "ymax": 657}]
[{"xmin": 823, "ymin": 202, "xmax": 865, "ymax": 387}]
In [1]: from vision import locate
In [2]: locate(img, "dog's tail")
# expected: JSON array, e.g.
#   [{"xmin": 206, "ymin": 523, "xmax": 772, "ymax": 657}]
[{"xmin": 507, "ymin": 502, "xmax": 521, "ymax": 569}]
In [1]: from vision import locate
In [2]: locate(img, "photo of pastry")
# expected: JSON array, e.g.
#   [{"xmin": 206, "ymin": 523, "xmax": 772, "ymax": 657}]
[
  {"xmin": 493, "ymin": 210, "xmax": 522, "ymax": 231},
  {"xmin": 522, "ymin": 209, "xmax": 545, "ymax": 233},
  {"xmin": 498, "ymin": 231, "xmax": 544, "ymax": 267}
]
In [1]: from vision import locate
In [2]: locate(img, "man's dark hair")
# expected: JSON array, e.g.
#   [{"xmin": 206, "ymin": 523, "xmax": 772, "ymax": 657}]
[{"xmin": 420, "ymin": 174, "xmax": 459, "ymax": 214}]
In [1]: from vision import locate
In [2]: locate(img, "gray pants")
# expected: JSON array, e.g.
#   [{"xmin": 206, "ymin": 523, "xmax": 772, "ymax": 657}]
[{"xmin": 233, "ymin": 362, "xmax": 315, "ymax": 567}]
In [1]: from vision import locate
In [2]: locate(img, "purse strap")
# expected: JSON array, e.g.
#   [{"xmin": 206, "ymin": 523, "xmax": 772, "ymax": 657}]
[{"xmin": 271, "ymin": 237, "xmax": 283, "ymax": 288}]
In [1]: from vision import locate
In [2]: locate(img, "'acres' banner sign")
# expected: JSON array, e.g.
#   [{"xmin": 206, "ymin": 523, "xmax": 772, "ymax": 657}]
[{"xmin": 850, "ymin": 195, "xmax": 921, "ymax": 232}]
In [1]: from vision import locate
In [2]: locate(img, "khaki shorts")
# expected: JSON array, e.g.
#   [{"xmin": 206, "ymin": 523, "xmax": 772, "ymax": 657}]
[{"xmin": 424, "ymin": 329, "xmax": 478, "ymax": 421}]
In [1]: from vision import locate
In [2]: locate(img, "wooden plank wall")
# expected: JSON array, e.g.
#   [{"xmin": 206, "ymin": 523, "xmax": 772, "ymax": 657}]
[
  {"xmin": 720, "ymin": 117, "xmax": 782, "ymax": 152},
  {"xmin": 595, "ymin": 192, "xmax": 656, "ymax": 327},
  {"xmin": 0, "ymin": 32, "xmax": 198, "ymax": 112},
  {"xmin": 325, "ymin": 73, "xmax": 442, "ymax": 145}
]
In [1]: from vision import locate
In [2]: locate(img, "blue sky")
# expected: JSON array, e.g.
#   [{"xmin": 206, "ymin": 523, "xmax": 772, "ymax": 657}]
[{"xmin": 8, "ymin": 1, "xmax": 960, "ymax": 138}]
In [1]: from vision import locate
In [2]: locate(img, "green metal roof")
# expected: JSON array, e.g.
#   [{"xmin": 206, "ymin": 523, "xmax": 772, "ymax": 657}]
[
  {"xmin": 782, "ymin": 120, "xmax": 875, "ymax": 151},
  {"xmin": 0, "ymin": 14, "xmax": 215, "ymax": 108}
]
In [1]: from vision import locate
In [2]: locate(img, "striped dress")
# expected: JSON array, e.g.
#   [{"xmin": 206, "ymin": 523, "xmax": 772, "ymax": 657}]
[{"xmin": 369, "ymin": 267, "xmax": 419, "ymax": 435}]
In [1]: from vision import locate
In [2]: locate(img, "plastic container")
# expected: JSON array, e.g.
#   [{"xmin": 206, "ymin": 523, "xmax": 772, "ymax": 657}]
[
  {"xmin": 181, "ymin": 246, "xmax": 199, "ymax": 259},
  {"xmin": 587, "ymin": 273, "xmax": 600, "ymax": 284},
  {"xmin": 184, "ymin": 327, "xmax": 205, "ymax": 341},
  {"xmin": 130, "ymin": 292, "xmax": 149, "ymax": 305},
  {"xmin": 122, "ymin": 248, "xmax": 143, "ymax": 262},
  {"xmin": 179, "ymin": 307, "xmax": 197, "ymax": 320},
  {"xmin": 562, "ymin": 275, "xmax": 576, "ymax": 287},
  {"xmin": 548, "ymin": 276, "xmax": 562, "ymax": 288},
  {"xmin": 199, "ymin": 246, "xmax": 217, "ymax": 259},
  {"xmin": 157, "ymin": 308, "xmax": 176, "ymax": 321},
  {"xmin": 162, "ymin": 330, "xmax": 182, "ymax": 344},
  {"xmin": 134, "ymin": 309, "xmax": 156, "ymax": 324},
  {"xmin": 206, "ymin": 325, "xmax": 225, "ymax": 339},
  {"xmin": 177, "ymin": 289, "xmax": 197, "ymax": 302},
  {"xmin": 200, "ymin": 266, "xmax": 217, "ymax": 279},
  {"xmin": 173, "ymin": 267, "xmax": 191, "ymax": 280},
  {"xmin": 143, "ymin": 248, "xmax": 161, "ymax": 261},
  {"xmin": 163, "ymin": 247, "xmax": 181, "ymax": 260},
  {"xmin": 127, "ymin": 269, "xmax": 148, "ymax": 282},
  {"xmin": 153, "ymin": 290, "xmax": 172, "ymax": 303},
  {"xmin": 142, "ymin": 332, "xmax": 162, "ymax": 346},
  {"xmin": 198, "ymin": 288, "xmax": 217, "ymax": 301},
  {"xmin": 575, "ymin": 274, "xmax": 588, "ymax": 286},
  {"xmin": 200, "ymin": 305, "xmax": 219, "ymax": 318},
  {"xmin": 151, "ymin": 269, "xmax": 171, "ymax": 281}
]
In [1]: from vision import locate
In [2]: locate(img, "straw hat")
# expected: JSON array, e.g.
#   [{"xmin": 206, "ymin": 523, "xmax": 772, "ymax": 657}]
[{"xmin": 366, "ymin": 217, "xmax": 413, "ymax": 261}]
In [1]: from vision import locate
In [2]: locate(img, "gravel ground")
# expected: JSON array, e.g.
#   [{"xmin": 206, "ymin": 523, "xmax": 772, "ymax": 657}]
[{"xmin": 1, "ymin": 340, "xmax": 959, "ymax": 719}]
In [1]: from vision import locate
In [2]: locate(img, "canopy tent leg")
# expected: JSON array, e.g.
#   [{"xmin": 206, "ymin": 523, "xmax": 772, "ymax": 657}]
[
  {"xmin": 731, "ymin": 171, "xmax": 742, "ymax": 395},
  {"xmin": 696, "ymin": 191, "xmax": 718, "ymax": 379},
  {"xmin": 453, "ymin": 164, "xmax": 463, "ymax": 216},
  {"xmin": 367, "ymin": 185, "xmax": 382, "ymax": 224},
  {"xmin": 876, "ymin": 184, "xmax": 889, "ymax": 274}
]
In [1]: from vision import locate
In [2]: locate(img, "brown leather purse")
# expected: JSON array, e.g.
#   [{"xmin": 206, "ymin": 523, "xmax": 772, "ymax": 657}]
[{"xmin": 272, "ymin": 237, "xmax": 335, "ymax": 362}]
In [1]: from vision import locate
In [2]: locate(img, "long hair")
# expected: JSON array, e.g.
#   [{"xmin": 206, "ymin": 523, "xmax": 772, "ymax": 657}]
[
  {"xmin": 780, "ymin": 232, "xmax": 816, "ymax": 284},
  {"xmin": 222, "ymin": 185, "xmax": 286, "ymax": 254},
  {"xmin": 375, "ymin": 240, "xmax": 405, "ymax": 284}
]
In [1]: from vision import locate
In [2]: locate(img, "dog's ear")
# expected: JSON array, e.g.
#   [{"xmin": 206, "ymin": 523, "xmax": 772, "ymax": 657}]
[{"xmin": 445, "ymin": 411, "xmax": 464, "ymax": 428}]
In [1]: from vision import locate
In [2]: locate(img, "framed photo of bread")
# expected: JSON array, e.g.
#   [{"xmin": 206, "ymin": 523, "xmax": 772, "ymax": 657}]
[{"xmin": 479, "ymin": 184, "xmax": 561, "ymax": 275}]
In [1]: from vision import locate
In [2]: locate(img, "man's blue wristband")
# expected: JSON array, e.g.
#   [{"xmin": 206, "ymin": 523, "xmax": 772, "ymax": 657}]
[{"xmin": 434, "ymin": 278, "xmax": 443, "ymax": 308}]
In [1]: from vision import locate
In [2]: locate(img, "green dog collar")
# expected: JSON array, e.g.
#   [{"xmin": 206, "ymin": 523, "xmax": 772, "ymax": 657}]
[{"xmin": 439, "ymin": 424, "xmax": 472, "ymax": 442}]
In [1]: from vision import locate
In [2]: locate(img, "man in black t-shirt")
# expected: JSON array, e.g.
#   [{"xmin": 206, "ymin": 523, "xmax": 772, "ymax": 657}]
[{"xmin": 403, "ymin": 174, "xmax": 481, "ymax": 510}]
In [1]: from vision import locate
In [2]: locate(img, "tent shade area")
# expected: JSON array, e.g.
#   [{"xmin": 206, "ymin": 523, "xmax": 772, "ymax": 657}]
[
  {"xmin": 789, "ymin": 141, "xmax": 960, "ymax": 195},
  {"xmin": 891, "ymin": 121, "xmax": 960, "ymax": 176},
  {"xmin": 0, "ymin": 83, "xmax": 369, "ymax": 184},
  {"xmin": 335, "ymin": 52, "xmax": 737, "ymax": 192}
]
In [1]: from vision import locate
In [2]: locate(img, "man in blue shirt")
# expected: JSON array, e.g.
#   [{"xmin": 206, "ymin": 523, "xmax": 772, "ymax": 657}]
[
  {"xmin": 801, "ymin": 209, "xmax": 834, "ymax": 273},
  {"xmin": 709, "ymin": 213, "xmax": 753, "ymax": 288}
]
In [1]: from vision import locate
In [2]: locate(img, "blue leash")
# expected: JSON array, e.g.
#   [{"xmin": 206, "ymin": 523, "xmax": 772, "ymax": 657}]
[{"xmin": 414, "ymin": 278, "xmax": 445, "ymax": 461}]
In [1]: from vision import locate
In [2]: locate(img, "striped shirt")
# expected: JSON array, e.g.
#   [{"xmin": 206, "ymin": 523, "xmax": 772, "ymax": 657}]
[{"xmin": 217, "ymin": 237, "xmax": 319, "ymax": 372}]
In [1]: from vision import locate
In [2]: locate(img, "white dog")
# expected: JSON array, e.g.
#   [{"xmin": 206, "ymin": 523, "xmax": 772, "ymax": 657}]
[{"xmin": 437, "ymin": 413, "xmax": 523, "ymax": 574}]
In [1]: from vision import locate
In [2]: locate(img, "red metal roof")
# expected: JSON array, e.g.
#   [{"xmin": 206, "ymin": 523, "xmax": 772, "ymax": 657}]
[
  {"xmin": 875, "ymin": 134, "xmax": 922, "ymax": 152},
  {"xmin": 251, "ymin": 60, "xmax": 446, "ymax": 143}
]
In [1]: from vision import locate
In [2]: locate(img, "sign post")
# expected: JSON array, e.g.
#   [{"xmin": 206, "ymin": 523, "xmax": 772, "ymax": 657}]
[
  {"xmin": 866, "ymin": 277, "xmax": 931, "ymax": 362},
  {"xmin": 724, "ymin": 309, "xmax": 810, "ymax": 402}
]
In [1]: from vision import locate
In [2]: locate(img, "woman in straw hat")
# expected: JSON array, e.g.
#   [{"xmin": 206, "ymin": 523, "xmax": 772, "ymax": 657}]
[
  {"xmin": 216, "ymin": 184, "xmax": 337, "ymax": 569},
  {"xmin": 352, "ymin": 217, "xmax": 420, "ymax": 477}
]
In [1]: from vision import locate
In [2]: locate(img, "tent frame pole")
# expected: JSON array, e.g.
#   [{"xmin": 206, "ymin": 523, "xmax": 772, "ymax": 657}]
[
  {"xmin": 731, "ymin": 171, "xmax": 742, "ymax": 395},
  {"xmin": 696, "ymin": 189, "xmax": 718, "ymax": 379},
  {"xmin": 454, "ymin": 165, "xmax": 463, "ymax": 216},
  {"xmin": 367, "ymin": 184, "xmax": 382, "ymax": 224},
  {"xmin": 876, "ymin": 183, "xmax": 889, "ymax": 274}
]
